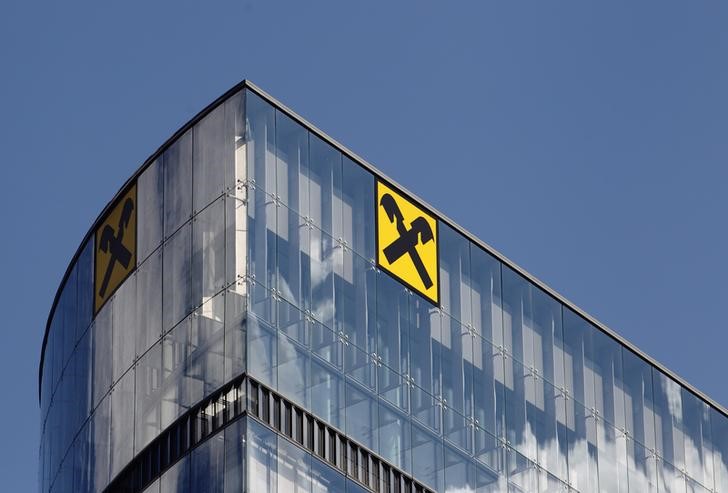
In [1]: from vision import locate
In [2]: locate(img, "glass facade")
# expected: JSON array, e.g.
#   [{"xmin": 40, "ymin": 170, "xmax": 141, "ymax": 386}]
[{"xmin": 39, "ymin": 82, "xmax": 728, "ymax": 493}]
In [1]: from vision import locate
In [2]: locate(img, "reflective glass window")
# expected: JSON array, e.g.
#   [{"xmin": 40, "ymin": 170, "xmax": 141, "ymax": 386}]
[
  {"xmin": 110, "ymin": 367, "xmax": 135, "ymax": 479},
  {"xmin": 224, "ymin": 288, "xmax": 247, "ymax": 383},
  {"xmin": 77, "ymin": 239, "xmax": 94, "ymax": 339},
  {"xmin": 192, "ymin": 196, "xmax": 226, "ymax": 306},
  {"xmin": 136, "ymin": 249, "xmax": 163, "ymax": 358},
  {"xmin": 247, "ymin": 186, "xmax": 277, "ymax": 322},
  {"xmin": 138, "ymin": 158, "xmax": 164, "ymax": 263},
  {"xmin": 275, "ymin": 110, "xmax": 309, "ymax": 217},
  {"xmin": 411, "ymin": 422, "xmax": 444, "ymax": 491},
  {"xmin": 161, "ymin": 316, "xmax": 191, "ymax": 429},
  {"xmin": 245, "ymin": 90, "xmax": 276, "ymax": 196},
  {"xmin": 112, "ymin": 272, "xmax": 136, "ymax": 383},
  {"xmin": 89, "ymin": 394, "xmax": 111, "ymax": 491},
  {"xmin": 278, "ymin": 434, "xmax": 311, "ymax": 493},
  {"xmin": 345, "ymin": 381, "xmax": 379, "ymax": 453},
  {"xmin": 310, "ymin": 355, "xmax": 344, "ymax": 430},
  {"xmin": 248, "ymin": 312, "xmax": 278, "ymax": 389},
  {"xmin": 163, "ymin": 221, "xmax": 192, "ymax": 333},
  {"xmin": 711, "ymin": 409, "xmax": 728, "ymax": 492},
  {"xmin": 277, "ymin": 331, "xmax": 310, "ymax": 408},
  {"xmin": 135, "ymin": 341, "xmax": 162, "ymax": 453},
  {"xmin": 311, "ymin": 455, "xmax": 345, "ymax": 493},
  {"xmin": 340, "ymin": 157, "xmax": 374, "ymax": 260},
  {"xmin": 163, "ymin": 130, "xmax": 193, "ymax": 238},
  {"xmin": 91, "ymin": 305, "xmax": 113, "ymax": 409},
  {"xmin": 308, "ymin": 135, "xmax": 341, "ymax": 239},
  {"xmin": 223, "ymin": 418, "xmax": 245, "ymax": 493},
  {"xmin": 186, "ymin": 293, "xmax": 225, "ymax": 405},
  {"xmin": 191, "ymin": 430, "xmax": 225, "ymax": 493},
  {"xmin": 160, "ymin": 454, "xmax": 189, "ymax": 493},
  {"xmin": 247, "ymin": 418, "xmax": 277, "ymax": 493},
  {"xmin": 193, "ymin": 102, "xmax": 232, "ymax": 212}
]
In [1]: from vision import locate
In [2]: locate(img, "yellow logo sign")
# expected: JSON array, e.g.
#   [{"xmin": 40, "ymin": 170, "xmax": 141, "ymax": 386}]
[
  {"xmin": 94, "ymin": 183, "xmax": 137, "ymax": 314},
  {"xmin": 376, "ymin": 180, "xmax": 439, "ymax": 305}
]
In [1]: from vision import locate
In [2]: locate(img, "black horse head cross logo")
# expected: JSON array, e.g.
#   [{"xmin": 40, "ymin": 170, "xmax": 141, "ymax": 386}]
[
  {"xmin": 379, "ymin": 193, "xmax": 435, "ymax": 289},
  {"xmin": 98, "ymin": 198, "xmax": 135, "ymax": 298}
]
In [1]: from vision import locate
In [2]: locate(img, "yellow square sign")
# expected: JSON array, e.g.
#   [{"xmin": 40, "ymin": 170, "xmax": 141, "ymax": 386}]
[
  {"xmin": 94, "ymin": 183, "xmax": 137, "ymax": 314},
  {"xmin": 376, "ymin": 180, "xmax": 439, "ymax": 305}
]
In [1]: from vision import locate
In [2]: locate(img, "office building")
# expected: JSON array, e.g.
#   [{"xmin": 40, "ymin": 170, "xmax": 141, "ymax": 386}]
[{"xmin": 39, "ymin": 81, "xmax": 728, "ymax": 493}]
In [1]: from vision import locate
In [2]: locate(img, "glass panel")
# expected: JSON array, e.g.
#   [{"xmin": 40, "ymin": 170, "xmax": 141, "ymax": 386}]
[
  {"xmin": 340, "ymin": 157, "xmax": 375, "ymax": 260},
  {"xmin": 245, "ymin": 90, "xmax": 276, "ymax": 196},
  {"xmin": 60, "ymin": 266, "xmax": 78, "ymax": 372},
  {"xmin": 564, "ymin": 395, "xmax": 599, "ymax": 492},
  {"xmin": 277, "ymin": 331, "xmax": 310, "ymax": 408},
  {"xmin": 91, "ymin": 305, "xmax": 113, "ymax": 409},
  {"xmin": 653, "ymin": 370, "xmax": 687, "ymax": 472},
  {"xmin": 160, "ymin": 454, "xmax": 189, "ymax": 493},
  {"xmin": 89, "ymin": 394, "xmax": 111, "ymax": 491},
  {"xmin": 345, "ymin": 380, "xmax": 379, "ymax": 452},
  {"xmin": 110, "ymin": 367, "xmax": 135, "ymax": 479},
  {"xmin": 163, "ymin": 130, "xmax": 193, "ymax": 237},
  {"xmin": 627, "ymin": 437, "xmax": 659, "ymax": 493},
  {"xmin": 622, "ymin": 348, "xmax": 657, "ymax": 452},
  {"xmin": 379, "ymin": 402, "xmax": 412, "ymax": 473},
  {"xmin": 247, "ymin": 418, "xmax": 277, "ymax": 493},
  {"xmin": 411, "ymin": 423, "xmax": 444, "ymax": 492},
  {"xmin": 224, "ymin": 418, "xmax": 245, "ymax": 493},
  {"xmin": 224, "ymin": 288, "xmax": 247, "ymax": 382},
  {"xmin": 472, "ymin": 333, "xmax": 506, "ymax": 445},
  {"xmin": 247, "ymin": 187, "xmax": 277, "ymax": 323},
  {"xmin": 136, "ymin": 249, "xmax": 163, "ymax": 358},
  {"xmin": 310, "ymin": 355, "xmax": 344, "ymax": 429},
  {"xmin": 135, "ymin": 341, "xmax": 162, "ymax": 453},
  {"xmin": 595, "ymin": 418, "xmax": 629, "ymax": 493},
  {"xmin": 193, "ymin": 102, "xmax": 232, "ymax": 212},
  {"xmin": 72, "ymin": 421, "xmax": 90, "ymax": 493},
  {"xmin": 681, "ymin": 387, "xmax": 713, "ymax": 489},
  {"xmin": 658, "ymin": 457, "xmax": 687, "ymax": 493},
  {"xmin": 248, "ymin": 302, "xmax": 278, "ymax": 388},
  {"xmin": 191, "ymin": 430, "xmax": 225, "ymax": 493},
  {"xmin": 77, "ymin": 239, "xmax": 94, "ymax": 338},
  {"xmin": 163, "ymin": 221, "xmax": 192, "ymax": 333},
  {"xmin": 712, "ymin": 408, "xmax": 728, "ymax": 492},
  {"xmin": 187, "ymin": 293, "xmax": 225, "ymax": 404},
  {"xmin": 112, "ymin": 270, "xmax": 136, "ymax": 383},
  {"xmin": 506, "ymin": 448, "xmax": 538, "ymax": 493},
  {"xmin": 441, "ymin": 311, "xmax": 472, "ymax": 446},
  {"xmin": 225, "ymin": 193, "xmax": 247, "ymax": 289},
  {"xmin": 311, "ymin": 456, "xmax": 345, "ymax": 493},
  {"xmin": 308, "ymin": 135, "xmax": 341, "ymax": 238},
  {"xmin": 276, "ymin": 202, "xmax": 309, "ymax": 313},
  {"xmin": 192, "ymin": 196, "xmax": 226, "ymax": 306},
  {"xmin": 439, "ymin": 224, "xmax": 471, "ymax": 325},
  {"xmin": 375, "ymin": 272, "xmax": 409, "ymax": 395},
  {"xmin": 409, "ymin": 296, "xmax": 441, "ymax": 409},
  {"xmin": 275, "ymin": 110, "xmax": 309, "ymax": 217},
  {"xmin": 138, "ymin": 158, "xmax": 164, "ymax": 263},
  {"xmin": 161, "ymin": 316, "xmax": 192, "ymax": 429},
  {"xmin": 278, "ymin": 434, "xmax": 311, "ymax": 493},
  {"xmin": 444, "ymin": 444, "xmax": 476, "ymax": 493},
  {"xmin": 75, "ymin": 328, "xmax": 92, "ymax": 428},
  {"xmin": 338, "ymin": 247, "xmax": 376, "ymax": 358}
]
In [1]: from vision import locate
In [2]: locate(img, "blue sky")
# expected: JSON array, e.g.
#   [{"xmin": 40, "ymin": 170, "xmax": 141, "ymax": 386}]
[{"xmin": 1, "ymin": 1, "xmax": 727, "ymax": 489}]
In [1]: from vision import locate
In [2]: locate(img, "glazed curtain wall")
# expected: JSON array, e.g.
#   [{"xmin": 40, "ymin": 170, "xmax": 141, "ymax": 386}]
[
  {"xmin": 39, "ymin": 90, "xmax": 250, "ymax": 493},
  {"xmin": 242, "ymin": 90, "xmax": 728, "ymax": 493},
  {"xmin": 40, "ymin": 85, "xmax": 728, "ymax": 493}
]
